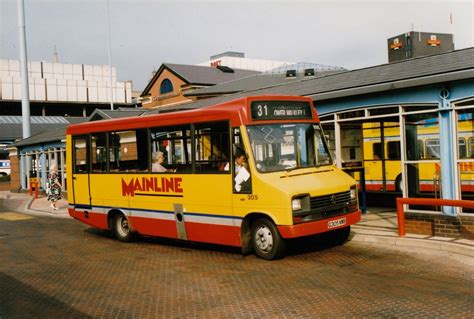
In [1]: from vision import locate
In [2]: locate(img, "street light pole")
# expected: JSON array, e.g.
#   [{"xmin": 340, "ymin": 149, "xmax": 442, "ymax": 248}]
[
  {"xmin": 17, "ymin": 0, "xmax": 31, "ymax": 138},
  {"xmin": 107, "ymin": 0, "xmax": 114, "ymax": 110}
]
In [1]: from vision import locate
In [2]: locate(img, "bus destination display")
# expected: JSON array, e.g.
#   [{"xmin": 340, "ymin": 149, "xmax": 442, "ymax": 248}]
[{"xmin": 251, "ymin": 101, "xmax": 312, "ymax": 120}]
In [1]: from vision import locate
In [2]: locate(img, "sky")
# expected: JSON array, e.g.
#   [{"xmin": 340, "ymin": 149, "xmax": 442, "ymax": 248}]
[{"xmin": 1, "ymin": 0, "xmax": 473, "ymax": 91}]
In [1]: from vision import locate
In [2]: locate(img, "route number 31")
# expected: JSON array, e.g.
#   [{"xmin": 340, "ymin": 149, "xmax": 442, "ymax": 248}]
[{"xmin": 256, "ymin": 104, "xmax": 268, "ymax": 116}]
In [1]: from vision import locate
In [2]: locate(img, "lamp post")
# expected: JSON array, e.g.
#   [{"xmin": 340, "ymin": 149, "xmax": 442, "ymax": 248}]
[
  {"xmin": 107, "ymin": 0, "xmax": 114, "ymax": 110},
  {"xmin": 17, "ymin": 0, "xmax": 31, "ymax": 138}
]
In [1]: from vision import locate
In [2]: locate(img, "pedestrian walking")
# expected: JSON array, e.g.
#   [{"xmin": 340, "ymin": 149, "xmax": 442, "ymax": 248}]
[{"xmin": 46, "ymin": 164, "xmax": 62, "ymax": 210}]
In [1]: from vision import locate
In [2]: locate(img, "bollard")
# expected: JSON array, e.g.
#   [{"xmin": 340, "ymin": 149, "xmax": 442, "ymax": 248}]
[
  {"xmin": 29, "ymin": 181, "xmax": 39, "ymax": 199},
  {"xmin": 396, "ymin": 198, "xmax": 406, "ymax": 236}
]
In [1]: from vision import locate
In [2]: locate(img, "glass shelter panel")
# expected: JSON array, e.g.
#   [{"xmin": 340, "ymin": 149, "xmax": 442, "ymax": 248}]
[
  {"xmin": 362, "ymin": 121, "xmax": 403, "ymax": 192},
  {"xmin": 363, "ymin": 123, "xmax": 383, "ymax": 191},
  {"xmin": 404, "ymin": 112, "xmax": 441, "ymax": 209},
  {"xmin": 321, "ymin": 123, "xmax": 335, "ymax": 160},
  {"xmin": 340, "ymin": 123, "xmax": 363, "ymax": 169},
  {"xmin": 457, "ymin": 109, "xmax": 474, "ymax": 205}
]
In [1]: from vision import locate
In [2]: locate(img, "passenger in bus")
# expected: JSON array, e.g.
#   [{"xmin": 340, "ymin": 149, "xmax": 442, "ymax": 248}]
[{"xmin": 152, "ymin": 151, "xmax": 175, "ymax": 173}]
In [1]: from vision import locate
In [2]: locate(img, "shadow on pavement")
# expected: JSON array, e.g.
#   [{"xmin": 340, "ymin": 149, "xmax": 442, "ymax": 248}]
[
  {"xmin": 0, "ymin": 272, "xmax": 91, "ymax": 319},
  {"xmin": 83, "ymin": 226, "xmax": 349, "ymax": 259}
]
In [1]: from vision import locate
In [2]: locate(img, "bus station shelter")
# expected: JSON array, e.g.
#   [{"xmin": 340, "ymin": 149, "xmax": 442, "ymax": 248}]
[{"xmin": 155, "ymin": 48, "xmax": 474, "ymax": 234}]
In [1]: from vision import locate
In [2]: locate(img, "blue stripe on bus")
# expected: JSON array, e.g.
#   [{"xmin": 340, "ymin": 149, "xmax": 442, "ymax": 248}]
[{"xmin": 72, "ymin": 204, "xmax": 243, "ymax": 220}]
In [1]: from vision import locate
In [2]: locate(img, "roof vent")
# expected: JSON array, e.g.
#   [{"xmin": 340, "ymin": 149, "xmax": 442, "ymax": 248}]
[
  {"xmin": 217, "ymin": 65, "xmax": 235, "ymax": 73},
  {"xmin": 286, "ymin": 70, "xmax": 296, "ymax": 78},
  {"xmin": 304, "ymin": 68, "xmax": 315, "ymax": 77}
]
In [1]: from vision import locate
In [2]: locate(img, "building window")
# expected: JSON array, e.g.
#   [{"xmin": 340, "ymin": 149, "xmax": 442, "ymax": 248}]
[{"xmin": 160, "ymin": 79, "xmax": 173, "ymax": 95}]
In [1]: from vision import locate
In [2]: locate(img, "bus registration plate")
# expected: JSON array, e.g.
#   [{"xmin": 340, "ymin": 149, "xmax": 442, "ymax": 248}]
[{"xmin": 328, "ymin": 218, "xmax": 346, "ymax": 229}]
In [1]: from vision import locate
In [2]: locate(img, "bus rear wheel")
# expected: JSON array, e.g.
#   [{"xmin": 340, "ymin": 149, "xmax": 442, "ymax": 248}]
[
  {"xmin": 113, "ymin": 214, "xmax": 134, "ymax": 242},
  {"xmin": 251, "ymin": 218, "xmax": 286, "ymax": 260}
]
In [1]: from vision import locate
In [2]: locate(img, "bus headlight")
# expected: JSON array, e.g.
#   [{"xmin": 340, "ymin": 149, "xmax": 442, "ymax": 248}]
[
  {"xmin": 292, "ymin": 198, "xmax": 302, "ymax": 211},
  {"xmin": 292, "ymin": 194, "xmax": 310, "ymax": 212},
  {"xmin": 350, "ymin": 185, "xmax": 357, "ymax": 200}
]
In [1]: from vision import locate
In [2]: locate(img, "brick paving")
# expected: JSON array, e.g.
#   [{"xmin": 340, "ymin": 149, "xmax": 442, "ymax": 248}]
[{"xmin": 0, "ymin": 212, "xmax": 473, "ymax": 318}]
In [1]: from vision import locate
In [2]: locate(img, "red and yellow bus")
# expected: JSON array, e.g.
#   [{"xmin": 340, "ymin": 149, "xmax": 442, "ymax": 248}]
[{"xmin": 66, "ymin": 95, "xmax": 360, "ymax": 260}]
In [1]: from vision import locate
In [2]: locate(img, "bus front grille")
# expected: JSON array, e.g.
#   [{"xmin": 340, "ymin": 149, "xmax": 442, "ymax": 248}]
[
  {"xmin": 294, "ymin": 191, "xmax": 357, "ymax": 223},
  {"xmin": 310, "ymin": 191, "xmax": 352, "ymax": 211}
]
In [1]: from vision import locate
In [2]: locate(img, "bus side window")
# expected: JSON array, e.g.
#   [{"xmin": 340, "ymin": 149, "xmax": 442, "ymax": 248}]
[
  {"xmin": 73, "ymin": 136, "xmax": 89, "ymax": 173},
  {"xmin": 387, "ymin": 141, "xmax": 401, "ymax": 160},
  {"xmin": 372, "ymin": 142, "xmax": 382, "ymax": 160},
  {"xmin": 194, "ymin": 121, "xmax": 230, "ymax": 173},
  {"xmin": 136, "ymin": 129, "xmax": 149, "ymax": 171},
  {"xmin": 150, "ymin": 125, "xmax": 191, "ymax": 173},
  {"xmin": 108, "ymin": 130, "xmax": 147, "ymax": 172},
  {"xmin": 458, "ymin": 138, "xmax": 467, "ymax": 159},
  {"xmin": 469, "ymin": 137, "xmax": 474, "ymax": 159},
  {"xmin": 425, "ymin": 139, "xmax": 440, "ymax": 159},
  {"xmin": 91, "ymin": 133, "xmax": 107, "ymax": 173}
]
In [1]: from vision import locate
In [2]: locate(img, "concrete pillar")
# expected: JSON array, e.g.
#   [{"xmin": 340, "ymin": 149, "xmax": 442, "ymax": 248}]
[
  {"xmin": 20, "ymin": 154, "xmax": 26, "ymax": 190},
  {"xmin": 40, "ymin": 151, "xmax": 47, "ymax": 190},
  {"xmin": 334, "ymin": 115, "xmax": 342, "ymax": 169},
  {"xmin": 35, "ymin": 152, "xmax": 40, "ymax": 185},
  {"xmin": 25, "ymin": 154, "xmax": 31, "ymax": 190}
]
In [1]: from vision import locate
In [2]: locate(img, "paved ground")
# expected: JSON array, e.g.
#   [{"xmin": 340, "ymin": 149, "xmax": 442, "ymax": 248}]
[{"xmin": 1, "ymin": 192, "xmax": 473, "ymax": 317}]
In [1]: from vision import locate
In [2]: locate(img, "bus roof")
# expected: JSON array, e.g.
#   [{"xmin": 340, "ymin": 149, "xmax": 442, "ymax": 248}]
[{"xmin": 66, "ymin": 95, "xmax": 317, "ymax": 135}]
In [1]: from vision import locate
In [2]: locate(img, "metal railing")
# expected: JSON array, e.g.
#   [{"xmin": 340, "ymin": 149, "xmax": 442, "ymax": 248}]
[{"xmin": 396, "ymin": 197, "xmax": 474, "ymax": 236}]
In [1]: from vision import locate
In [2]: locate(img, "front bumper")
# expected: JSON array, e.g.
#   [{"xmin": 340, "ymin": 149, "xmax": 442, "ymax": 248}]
[{"xmin": 277, "ymin": 210, "xmax": 361, "ymax": 239}]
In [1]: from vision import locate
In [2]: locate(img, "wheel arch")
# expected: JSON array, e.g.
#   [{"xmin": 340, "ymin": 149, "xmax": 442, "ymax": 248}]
[
  {"xmin": 240, "ymin": 212, "xmax": 277, "ymax": 255},
  {"xmin": 107, "ymin": 208, "xmax": 131, "ymax": 232}
]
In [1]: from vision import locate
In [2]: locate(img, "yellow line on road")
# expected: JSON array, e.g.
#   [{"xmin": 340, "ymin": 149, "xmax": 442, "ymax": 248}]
[{"xmin": 0, "ymin": 212, "xmax": 35, "ymax": 221}]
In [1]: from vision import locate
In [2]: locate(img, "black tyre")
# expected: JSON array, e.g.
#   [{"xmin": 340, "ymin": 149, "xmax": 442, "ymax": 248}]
[
  {"xmin": 327, "ymin": 226, "xmax": 351, "ymax": 245},
  {"xmin": 251, "ymin": 218, "xmax": 286, "ymax": 260},
  {"xmin": 113, "ymin": 214, "xmax": 134, "ymax": 242}
]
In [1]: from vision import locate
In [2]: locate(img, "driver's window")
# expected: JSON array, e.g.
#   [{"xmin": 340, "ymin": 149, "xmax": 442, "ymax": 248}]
[{"xmin": 232, "ymin": 128, "xmax": 252, "ymax": 193}]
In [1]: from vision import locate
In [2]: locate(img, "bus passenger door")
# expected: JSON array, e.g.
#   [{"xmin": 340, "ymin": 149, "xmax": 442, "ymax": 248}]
[{"xmin": 72, "ymin": 136, "xmax": 92, "ymax": 208}]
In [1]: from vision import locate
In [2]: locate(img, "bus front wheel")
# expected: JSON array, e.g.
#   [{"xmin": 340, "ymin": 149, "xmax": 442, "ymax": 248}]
[
  {"xmin": 113, "ymin": 214, "xmax": 134, "ymax": 242},
  {"xmin": 251, "ymin": 218, "xmax": 286, "ymax": 260}
]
